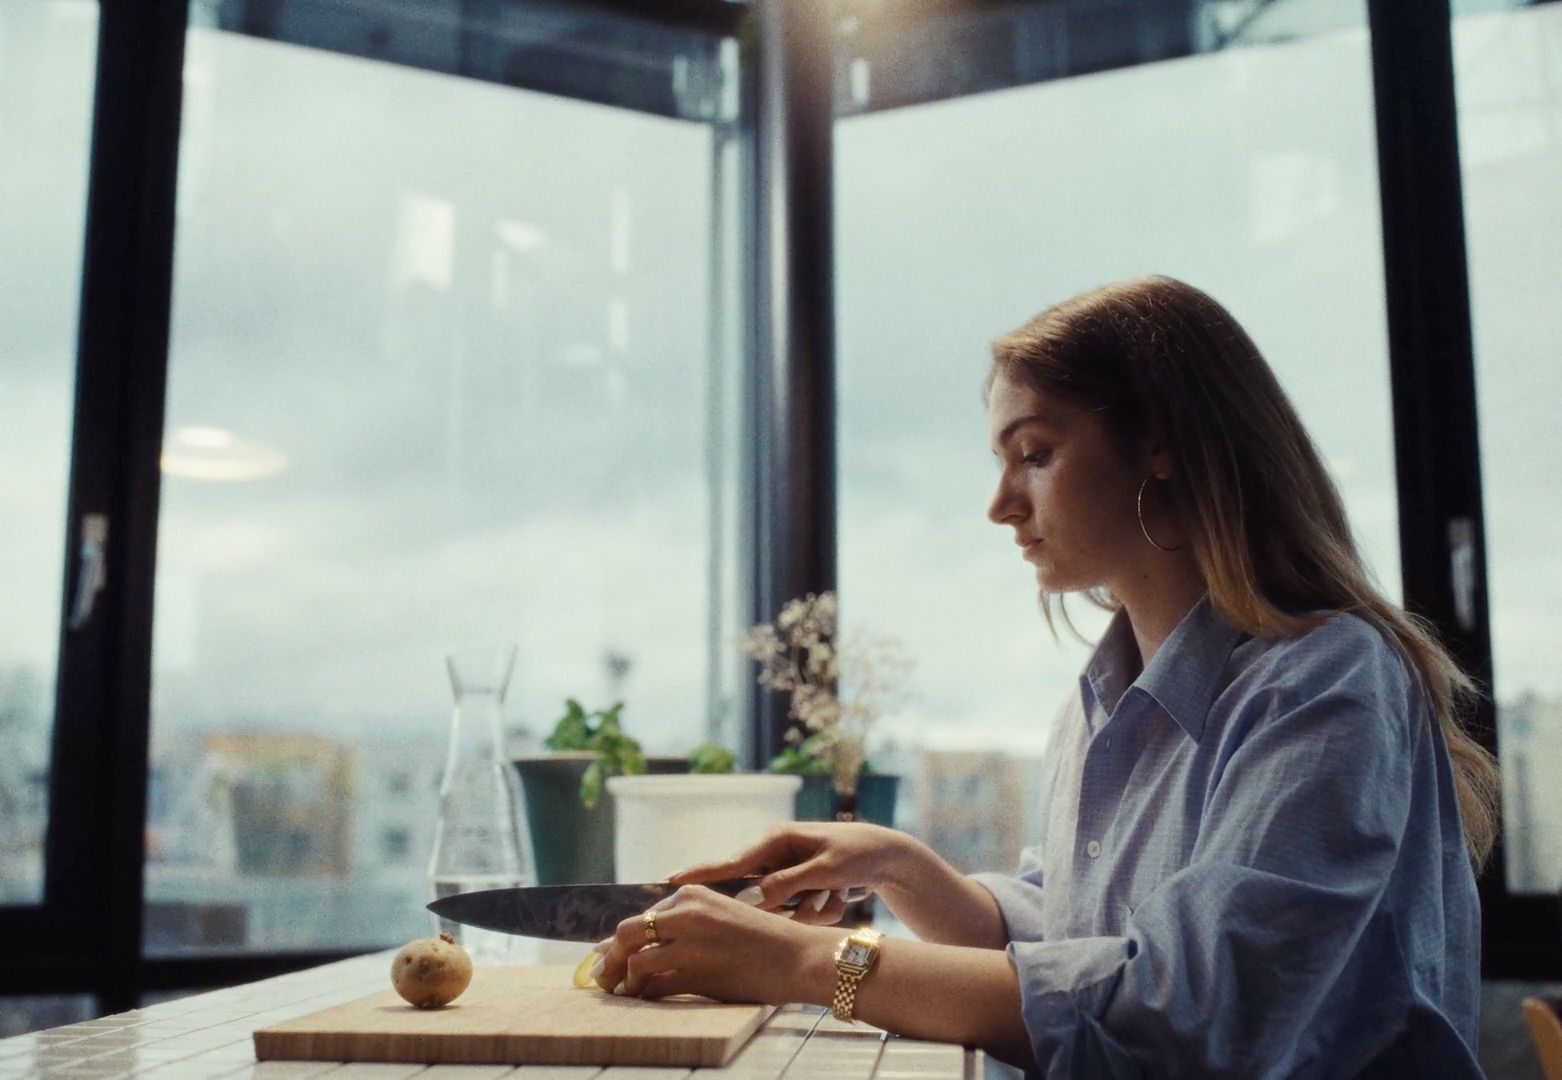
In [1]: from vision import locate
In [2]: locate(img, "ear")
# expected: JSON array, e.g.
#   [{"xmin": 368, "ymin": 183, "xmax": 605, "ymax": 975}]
[{"xmin": 1141, "ymin": 429, "xmax": 1175, "ymax": 481}]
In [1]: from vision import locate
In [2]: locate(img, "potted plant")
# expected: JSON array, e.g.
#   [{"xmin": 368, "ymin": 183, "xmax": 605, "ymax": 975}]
[
  {"xmin": 511, "ymin": 699, "xmax": 686, "ymax": 885},
  {"xmin": 770, "ymin": 733, "xmax": 900, "ymax": 829},
  {"xmin": 606, "ymin": 741, "xmax": 801, "ymax": 883},
  {"xmin": 744, "ymin": 591, "xmax": 911, "ymax": 827}
]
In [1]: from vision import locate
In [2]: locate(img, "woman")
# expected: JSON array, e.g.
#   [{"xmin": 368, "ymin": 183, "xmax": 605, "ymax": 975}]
[{"xmin": 589, "ymin": 276, "xmax": 1498, "ymax": 1077}]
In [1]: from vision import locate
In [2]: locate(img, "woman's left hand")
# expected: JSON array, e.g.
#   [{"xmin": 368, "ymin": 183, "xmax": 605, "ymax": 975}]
[{"xmin": 591, "ymin": 885, "xmax": 835, "ymax": 1004}]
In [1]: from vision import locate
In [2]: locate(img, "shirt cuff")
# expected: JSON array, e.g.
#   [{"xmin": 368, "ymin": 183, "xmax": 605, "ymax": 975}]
[
  {"xmin": 1007, "ymin": 936, "xmax": 1133, "ymax": 1033},
  {"xmin": 970, "ymin": 871, "xmax": 1049, "ymax": 942}
]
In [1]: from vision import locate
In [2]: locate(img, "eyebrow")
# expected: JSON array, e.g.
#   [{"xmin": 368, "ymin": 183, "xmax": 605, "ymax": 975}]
[{"xmin": 992, "ymin": 413, "xmax": 1056, "ymax": 454}]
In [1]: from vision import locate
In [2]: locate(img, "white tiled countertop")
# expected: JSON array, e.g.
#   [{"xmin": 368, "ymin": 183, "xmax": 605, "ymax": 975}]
[{"xmin": 0, "ymin": 951, "xmax": 981, "ymax": 1080}]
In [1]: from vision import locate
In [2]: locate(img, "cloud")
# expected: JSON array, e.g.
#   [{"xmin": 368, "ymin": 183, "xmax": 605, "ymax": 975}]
[{"xmin": 7, "ymin": 9, "xmax": 1562, "ymax": 789}]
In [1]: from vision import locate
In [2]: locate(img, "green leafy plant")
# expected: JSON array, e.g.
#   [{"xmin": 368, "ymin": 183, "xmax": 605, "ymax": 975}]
[
  {"xmin": 688, "ymin": 742, "xmax": 737, "ymax": 775},
  {"xmin": 766, "ymin": 735, "xmax": 831, "ymax": 777},
  {"xmin": 543, "ymin": 699, "xmax": 646, "ymax": 809},
  {"xmin": 768, "ymin": 733, "xmax": 870, "ymax": 777}
]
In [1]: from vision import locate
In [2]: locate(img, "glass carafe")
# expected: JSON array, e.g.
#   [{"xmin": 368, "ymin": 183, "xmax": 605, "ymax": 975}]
[{"xmin": 427, "ymin": 644, "xmax": 532, "ymax": 960}]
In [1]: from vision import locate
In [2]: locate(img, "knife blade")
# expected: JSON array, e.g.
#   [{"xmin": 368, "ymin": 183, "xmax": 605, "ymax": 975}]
[{"xmin": 427, "ymin": 879, "xmax": 871, "ymax": 942}]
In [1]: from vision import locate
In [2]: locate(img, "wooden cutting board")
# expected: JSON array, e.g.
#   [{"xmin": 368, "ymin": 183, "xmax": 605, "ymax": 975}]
[{"xmin": 253, "ymin": 964, "xmax": 774, "ymax": 1067}]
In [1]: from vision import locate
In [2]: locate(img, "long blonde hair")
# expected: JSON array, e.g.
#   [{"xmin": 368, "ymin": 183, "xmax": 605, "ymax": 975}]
[{"xmin": 989, "ymin": 275, "xmax": 1500, "ymax": 867}]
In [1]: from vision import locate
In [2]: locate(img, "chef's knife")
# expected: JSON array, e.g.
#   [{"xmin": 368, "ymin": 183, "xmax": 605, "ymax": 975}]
[{"xmin": 428, "ymin": 879, "xmax": 871, "ymax": 942}]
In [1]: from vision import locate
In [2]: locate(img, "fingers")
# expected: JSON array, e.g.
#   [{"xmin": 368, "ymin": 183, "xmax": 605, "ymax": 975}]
[
  {"xmin": 788, "ymin": 890, "xmax": 849, "ymax": 926},
  {"xmin": 667, "ymin": 851, "xmax": 764, "ymax": 886},
  {"xmin": 592, "ymin": 884, "xmax": 803, "ymax": 1004},
  {"xmin": 596, "ymin": 885, "xmax": 709, "ymax": 991},
  {"xmin": 596, "ymin": 909, "xmax": 659, "ymax": 990},
  {"xmin": 755, "ymin": 861, "xmax": 838, "ymax": 909},
  {"xmin": 585, "ymin": 934, "xmax": 615, "ymax": 984},
  {"xmin": 637, "ymin": 969, "xmax": 765, "ymax": 1003},
  {"xmin": 621, "ymin": 938, "xmax": 683, "ymax": 995},
  {"xmin": 635, "ymin": 971, "xmax": 704, "ymax": 1001},
  {"xmin": 666, "ymin": 858, "xmax": 743, "ymax": 886}
]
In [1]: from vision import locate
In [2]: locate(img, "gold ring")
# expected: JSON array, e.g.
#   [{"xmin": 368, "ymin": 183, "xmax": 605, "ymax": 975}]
[{"xmin": 642, "ymin": 909, "xmax": 659, "ymax": 945}]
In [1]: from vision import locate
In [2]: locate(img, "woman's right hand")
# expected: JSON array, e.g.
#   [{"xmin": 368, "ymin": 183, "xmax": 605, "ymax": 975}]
[{"xmin": 668, "ymin": 822, "xmax": 912, "ymax": 926}]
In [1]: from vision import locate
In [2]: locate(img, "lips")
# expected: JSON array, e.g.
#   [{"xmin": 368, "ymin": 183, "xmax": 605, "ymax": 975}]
[{"xmin": 1017, "ymin": 537, "xmax": 1042, "ymax": 558}]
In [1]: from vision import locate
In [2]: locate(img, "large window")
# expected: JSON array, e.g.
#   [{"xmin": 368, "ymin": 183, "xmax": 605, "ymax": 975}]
[
  {"xmin": 0, "ymin": 0, "xmax": 99, "ymax": 907},
  {"xmin": 837, "ymin": 1, "xmax": 1398, "ymax": 874},
  {"xmin": 1453, "ymin": 1, "xmax": 1562, "ymax": 895},
  {"xmin": 3, "ymin": 0, "xmax": 1558, "ymax": 1035},
  {"xmin": 146, "ymin": 18, "xmax": 744, "ymax": 955}
]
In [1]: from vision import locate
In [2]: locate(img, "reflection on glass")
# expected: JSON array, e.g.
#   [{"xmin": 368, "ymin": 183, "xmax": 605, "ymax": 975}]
[
  {"xmin": 838, "ymin": 2, "xmax": 1393, "ymax": 873},
  {"xmin": 0, "ymin": 995, "xmax": 95, "ymax": 1040},
  {"xmin": 0, "ymin": 1, "xmax": 99, "ymax": 906},
  {"xmin": 146, "ymin": 22, "xmax": 741, "ymax": 955},
  {"xmin": 1453, "ymin": 3, "xmax": 1562, "ymax": 895}
]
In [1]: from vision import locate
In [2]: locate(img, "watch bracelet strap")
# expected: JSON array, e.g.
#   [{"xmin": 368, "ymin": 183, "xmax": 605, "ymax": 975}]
[{"xmin": 832, "ymin": 969, "xmax": 865, "ymax": 1022}]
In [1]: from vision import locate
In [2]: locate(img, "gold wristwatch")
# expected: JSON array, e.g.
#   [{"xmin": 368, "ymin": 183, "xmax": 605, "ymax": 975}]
[{"xmin": 831, "ymin": 927, "xmax": 884, "ymax": 1022}]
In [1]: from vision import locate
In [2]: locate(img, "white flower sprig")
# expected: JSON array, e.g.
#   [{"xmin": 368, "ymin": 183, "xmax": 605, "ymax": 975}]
[{"xmin": 744, "ymin": 591, "xmax": 912, "ymax": 795}]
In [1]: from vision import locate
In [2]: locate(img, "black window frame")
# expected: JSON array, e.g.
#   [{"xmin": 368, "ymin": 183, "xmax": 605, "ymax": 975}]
[
  {"xmin": 2, "ymin": 0, "xmax": 1555, "ymax": 1021},
  {"xmin": 0, "ymin": 0, "xmax": 754, "ymax": 1014},
  {"xmin": 1367, "ymin": 0, "xmax": 1562, "ymax": 980}
]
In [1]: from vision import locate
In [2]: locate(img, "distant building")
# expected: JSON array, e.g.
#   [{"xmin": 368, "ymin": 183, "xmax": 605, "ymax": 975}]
[
  {"xmin": 1499, "ymin": 692, "xmax": 1562, "ymax": 895},
  {"xmin": 0, "ymin": 759, "xmax": 47, "ymax": 903},
  {"xmin": 912, "ymin": 749, "xmax": 1048, "ymax": 875},
  {"xmin": 211, "ymin": 731, "xmax": 354, "ymax": 877},
  {"xmin": 144, "ymin": 727, "xmax": 445, "ymax": 953},
  {"xmin": 0, "ymin": 666, "xmax": 50, "ymax": 904},
  {"xmin": 352, "ymin": 740, "xmax": 441, "ymax": 886}
]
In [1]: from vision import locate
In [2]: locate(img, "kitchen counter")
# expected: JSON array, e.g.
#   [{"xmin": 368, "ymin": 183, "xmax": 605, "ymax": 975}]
[{"xmin": 0, "ymin": 950, "xmax": 982, "ymax": 1079}]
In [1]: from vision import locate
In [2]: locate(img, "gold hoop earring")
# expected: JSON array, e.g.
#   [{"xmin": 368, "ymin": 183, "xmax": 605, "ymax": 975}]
[{"xmin": 1137, "ymin": 476, "xmax": 1184, "ymax": 553}]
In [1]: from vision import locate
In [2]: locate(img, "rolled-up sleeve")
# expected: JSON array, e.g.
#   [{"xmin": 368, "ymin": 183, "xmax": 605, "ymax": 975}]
[
  {"xmin": 979, "ymin": 658, "xmax": 1424, "ymax": 1076},
  {"xmin": 971, "ymin": 844, "xmax": 1047, "ymax": 941}
]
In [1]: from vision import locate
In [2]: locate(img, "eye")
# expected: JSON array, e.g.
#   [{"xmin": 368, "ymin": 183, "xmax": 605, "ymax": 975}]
[{"xmin": 1021, "ymin": 448, "xmax": 1051, "ymax": 467}]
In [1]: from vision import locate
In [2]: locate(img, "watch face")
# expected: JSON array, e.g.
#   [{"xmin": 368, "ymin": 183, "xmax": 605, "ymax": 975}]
[{"xmin": 841, "ymin": 943, "xmax": 873, "ymax": 967}]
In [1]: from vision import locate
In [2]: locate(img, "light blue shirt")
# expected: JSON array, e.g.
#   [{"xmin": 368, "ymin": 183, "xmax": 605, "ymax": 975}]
[{"xmin": 972, "ymin": 593, "xmax": 1482, "ymax": 1077}]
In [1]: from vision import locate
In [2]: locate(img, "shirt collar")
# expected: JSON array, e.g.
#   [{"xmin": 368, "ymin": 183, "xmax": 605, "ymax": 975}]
[
  {"xmin": 1080, "ymin": 591, "xmax": 1248, "ymax": 742},
  {"xmin": 1080, "ymin": 609, "xmax": 1139, "ymax": 729}
]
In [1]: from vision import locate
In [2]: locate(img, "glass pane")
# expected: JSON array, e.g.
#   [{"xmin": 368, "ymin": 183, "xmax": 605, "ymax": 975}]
[
  {"xmin": 0, "ymin": 1, "xmax": 100, "ymax": 906},
  {"xmin": 1452, "ymin": 2, "xmax": 1562, "ymax": 894},
  {"xmin": 838, "ymin": 1, "xmax": 1395, "ymax": 874},
  {"xmin": 146, "ymin": 13, "xmax": 743, "ymax": 955},
  {"xmin": 0, "ymin": 995, "xmax": 95, "ymax": 1040}
]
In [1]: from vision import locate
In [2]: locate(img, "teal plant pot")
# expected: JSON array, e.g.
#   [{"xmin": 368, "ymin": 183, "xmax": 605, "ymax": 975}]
[
  {"xmin": 513, "ymin": 753, "xmax": 687, "ymax": 886},
  {"xmin": 794, "ymin": 773, "xmax": 899, "ymax": 827}
]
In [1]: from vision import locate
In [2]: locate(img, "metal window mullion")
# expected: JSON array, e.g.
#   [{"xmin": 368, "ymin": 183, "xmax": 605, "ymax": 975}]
[
  {"xmin": 1367, "ymin": 0, "xmax": 1560, "ymax": 978},
  {"xmin": 48, "ymin": 0, "xmax": 189, "ymax": 1014},
  {"xmin": 532, "ymin": 0, "xmax": 746, "ymax": 36},
  {"xmin": 750, "ymin": 0, "xmax": 837, "ymax": 769}
]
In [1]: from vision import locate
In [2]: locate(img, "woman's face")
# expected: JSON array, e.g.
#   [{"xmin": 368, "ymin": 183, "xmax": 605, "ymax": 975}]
[{"xmin": 986, "ymin": 372, "xmax": 1149, "ymax": 594}]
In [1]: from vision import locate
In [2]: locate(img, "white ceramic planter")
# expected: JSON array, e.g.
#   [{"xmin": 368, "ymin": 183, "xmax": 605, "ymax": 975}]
[{"xmin": 606, "ymin": 773, "xmax": 803, "ymax": 884}]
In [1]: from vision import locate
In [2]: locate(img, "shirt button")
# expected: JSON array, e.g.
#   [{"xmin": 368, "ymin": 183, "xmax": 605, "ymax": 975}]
[{"xmin": 1086, "ymin": 840, "xmax": 1102, "ymax": 859}]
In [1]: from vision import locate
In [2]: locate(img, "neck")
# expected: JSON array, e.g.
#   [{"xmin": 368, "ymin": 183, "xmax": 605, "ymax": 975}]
[{"xmin": 1110, "ymin": 559, "xmax": 1207, "ymax": 671}]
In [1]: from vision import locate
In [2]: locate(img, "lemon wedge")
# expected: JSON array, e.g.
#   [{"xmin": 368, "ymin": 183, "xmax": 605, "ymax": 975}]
[{"xmin": 572, "ymin": 949, "xmax": 602, "ymax": 990}]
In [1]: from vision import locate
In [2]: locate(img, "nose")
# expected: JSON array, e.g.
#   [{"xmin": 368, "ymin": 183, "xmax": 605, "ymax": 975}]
[{"xmin": 987, "ymin": 473, "xmax": 1024, "ymax": 526}]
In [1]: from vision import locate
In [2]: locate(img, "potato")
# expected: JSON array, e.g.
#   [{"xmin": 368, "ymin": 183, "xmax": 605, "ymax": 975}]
[
  {"xmin": 390, "ymin": 933, "xmax": 473, "ymax": 1008},
  {"xmin": 572, "ymin": 949, "xmax": 604, "ymax": 990}
]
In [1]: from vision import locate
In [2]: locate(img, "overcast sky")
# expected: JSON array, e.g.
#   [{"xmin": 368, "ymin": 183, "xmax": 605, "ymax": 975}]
[{"xmin": 2, "ymin": 4, "xmax": 1558, "ymax": 779}]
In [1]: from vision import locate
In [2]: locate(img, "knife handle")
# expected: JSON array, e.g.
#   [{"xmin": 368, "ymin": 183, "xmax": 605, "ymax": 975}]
[{"xmin": 777, "ymin": 886, "xmax": 870, "ymax": 909}]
